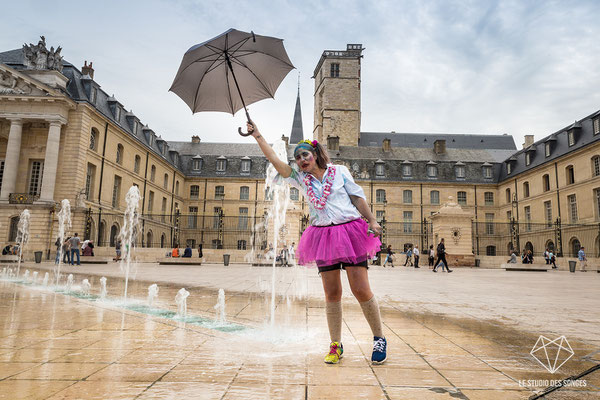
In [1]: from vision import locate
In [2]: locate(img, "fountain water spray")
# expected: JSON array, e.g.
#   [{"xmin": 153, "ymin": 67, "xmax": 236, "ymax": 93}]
[
  {"xmin": 81, "ymin": 279, "xmax": 91, "ymax": 295},
  {"xmin": 99, "ymin": 277, "xmax": 107, "ymax": 300},
  {"xmin": 32, "ymin": 271, "xmax": 38, "ymax": 284},
  {"xmin": 1, "ymin": 268, "xmax": 6, "ymax": 279},
  {"xmin": 214, "ymin": 288, "xmax": 226, "ymax": 324},
  {"xmin": 55, "ymin": 200, "xmax": 71, "ymax": 286},
  {"xmin": 42, "ymin": 272, "xmax": 49, "ymax": 287},
  {"xmin": 23, "ymin": 270, "xmax": 30, "ymax": 282},
  {"xmin": 118, "ymin": 186, "xmax": 141, "ymax": 301},
  {"xmin": 147, "ymin": 284, "xmax": 159, "ymax": 307},
  {"xmin": 175, "ymin": 288, "xmax": 189, "ymax": 319},
  {"xmin": 264, "ymin": 139, "xmax": 291, "ymax": 326},
  {"xmin": 15, "ymin": 209, "xmax": 30, "ymax": 278},
  {"xmin": 65, "ymin": 274, "xmax": 73, "ymax": 292}
]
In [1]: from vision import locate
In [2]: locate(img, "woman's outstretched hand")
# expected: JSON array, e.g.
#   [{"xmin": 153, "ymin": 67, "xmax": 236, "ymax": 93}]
[{"xmin": 368, "ymin": 219, "xmax": 383, "ymax": 237}]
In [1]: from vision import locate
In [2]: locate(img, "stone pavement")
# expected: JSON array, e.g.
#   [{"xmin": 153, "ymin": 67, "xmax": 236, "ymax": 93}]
[{"xmin": 0, "ymin": 262, "xmax": 598, "ymax": 399}]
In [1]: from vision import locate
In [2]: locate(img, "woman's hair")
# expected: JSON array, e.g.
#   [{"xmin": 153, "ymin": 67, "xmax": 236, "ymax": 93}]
[{"xmin": 313, "ymin": 142, "xmax": 330, "ymax": 169}]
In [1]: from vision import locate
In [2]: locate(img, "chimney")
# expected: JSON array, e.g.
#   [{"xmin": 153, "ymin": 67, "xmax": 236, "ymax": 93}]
[
  {"xmin": 281, "ymin": 135, "xmax": 289, "ymax": 146},
  {"xmin": 522, "ymin": 135, "xmax": 534, "ymax": 149},
  {"xmin": 327, "ymin": 136, "xmax": 339, "ymax": 151},
  {"xmin": 433, "ymin": 139, "xmax": 446, "ymax": 155},
  {"xmin": 191, "ymin": 135, "xmax": 200, "ymax": 144},
  {"xmin": 382, "ymin": 138, "xmax": 391, "ymax": 152},
  {"xmin": 82, "ymin": 60, "xmax": 94, "ymax": 79}
]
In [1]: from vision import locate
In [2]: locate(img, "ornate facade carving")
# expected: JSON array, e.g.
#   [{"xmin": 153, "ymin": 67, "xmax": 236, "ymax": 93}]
[
  {"xmin": 0, "ymin": 70, "xmax": 33, "ymax": 95},
  {"xmin": 22, "ymin": 36, "xmax": 63, "ymax": 72}
]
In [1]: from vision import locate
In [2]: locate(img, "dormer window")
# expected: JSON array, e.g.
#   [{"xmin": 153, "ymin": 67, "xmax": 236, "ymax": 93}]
[
  {"xmin": 90, "ymin": 87, "xmax": 97, "ymax": 104},
  {"xmin": 427, "ymin": 162, "xmax": 437, "ymax": 178},
  {"xmin": 192, "ymin": 156, "xmax": 202, "ymax": 171},
  {"xmin": 525, "ymin": 152, "xmax": 531, "ymax": 166},
  {"xmin": 115, "ymin": 107, "xmax": 121, "ymax": 122},
  {"xmin": 482, "ymin": 164, "xmax": 493, "ymax": 179},
  {"xmin": 545, "ymin": 142, "xmax": 551, "ymax": 157},
  {"xmin": 594, "ymin": 117, "xmax": 600, "ymax": 135},
  {"xmin": 455, "ymin": 162, "xmax": 465, "ymax": 179},
  {"xmin": 568, "ymin": 130, "xmax": 575, "ymax": 146},
  {"xmin": 241, "ymin": 157, "xmax": 251, "ymax": 173},
  {"xmin": 375, "ymin": 159, "xmax": 385, "ymax": 177},
  {"xmin": 507, "ymin": 162, "xmax": 512, "ymax": 174},
  {"xmin": 402, "ymin": 162, "xmax": 412, "ymax": 177},
  {"xmin": 217, "ymin": 157, "xmax": 227, "ymax": 172},
  {"xmin": 133, "ymin": 121, "xmax": 138, "ymax": 136}
]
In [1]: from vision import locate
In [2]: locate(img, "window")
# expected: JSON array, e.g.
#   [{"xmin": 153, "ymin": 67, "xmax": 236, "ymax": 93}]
[
  {"xmin": 240, "ymin": 186, "xmax": 249, "ymax": 200},
  {"xmin": 237, "ymin": 240, "xmax": 247, "ymax": 250},
  {"xmin": 116, "ymin": 144, "xmax": 124, "ymax": 165},
  {"xmin": 484, "ymin": 192, "xmax": 494, "ymax": 205},
  {"xmin": 188, "ymin": 206, "xmax": 198, "ymax": 228},
  {"xmin": 523, "ymin": 182, "xmax": 530, "ymax": 198},
  {"xmin": 568, "ymin": 130, "xmax": 575, "ymax": 146},
  {"xmin": 238, "ymin": 207, "xmax": 248, "ymax": 229},
  {"xmin": 375, "ymin": 162, "xmax": 384, "ymax": 177},
  {"xmin": 192, "ymin": 158, "xmax": 202, "ymax": 171},
  {"xmin": 403, "ymin": 211, "xmax": 413, "ymax": 233},
  {"xmin": 505, "ymin": 188, "xmax": 511, "ymax": 204},
  {"xmin": 161, "ymin": 197, "xmax": 167, "ymax": 222},
  {"xmin": 147, "ymin": 191, "xmax": 154, "ymax": 213},
  {"xmin": 566, "ymin": 165, "xmax": 575, "ymax": 185},
  {"xmin": 90, "ymin": 87, "xmax": 97, "ymax": 103},
  {"xmin": 483, "ymin": 166, "xmax": 493, "ymax": 179},
  {"xmin": 28, "ymin": 160, "xmax": 43, "ymax": 196},
  {"xmin": 85, "ymin": 163, "xmax": 96, "ymax": 200},
  {"xmin": 595, "ymin": 189, "xmax": 600, "ymax": 220},
  {"xmin": 115, "ymin": 106, "xmax": 121, "ymax": 121},
  {"xmin": 507, "ymin": 210, "xmax": 512, "ymax": 221},
  {"xmin": 427, "ymin": 164, "xmax": 437, "ymax": 178},
  {"xmin": 376, "ymin": 210, "xmax": 385, "ymax": 223},
  {"xmin": 457, "ymin": 191, "xmax": 467, "ymax": 205},
  {"xmin": 190, "ymin": 185, "xmax": 200, "ymax": 199},
  {"xmin": 9, "ymin": 216, "xmax": 19, "ymax": 242},
  {"xmin": 543, "ymin": 174, "xmax": 550, "ymax": 192},
  {"xmin": 213, "ymin": 207, "xmax": 222, "ymax": 229},
  {"xmin": 594, "ymin": 117, "xmax": 600, "ymax": 135},
  {"xmin": 133, "ymin": 121, "xmax": 139, "ymax": 136},
  {"xmin": 241, "ymin": 159, "xmax": 251, "ymax": 173},
  {"xmin": 525, "ymin": 153, "xmax": 531, "ymax": 166},
  {"xmin": 330, "ymin": 63, "xmax": 339, "ymax": 77},
  {"xmin": 212, "ymin": 239, "xmax": 222, "ymax": 249},
  {"xmin": 545, "ymin": 142, "xmax": 551, "ymax": 157},
  {"xmin": 290, "ymin": 187, "xmax": 299, "ymax": 201},
  {"xmin": 524, "ymin": 206, "xmax": 531, "ymax": 232},
  {"xmin": 175, "ymin": 181, "xmax": 179, "ymax": 196},
  {"xmin": 455, "ymin": 165, "xmax": 465, "ymax": 179},
  {"xmin": 112, "ymin": 175, "xmax": 122, "ymax": 208},
  {"xmin": 150, "ymin": 165, "xmax": 156, "ymax": 182},
  {"xmin": 593, "ymin": 156, "xmax": 600, "ymax": 177},
  {"xmin": 486, "ymin": 246, "xmax": 496, "ymax": 256},
  {"xmin": 89, "ymin": 128, "xmax": 98, "ymax": 150},
  {"xmin": 215, "ymin": 186, "xmax": 225, "ymax": 200},
  {"xmin": 430, "ymin": 190, "xmax": 440, "ymax": 205},
  {"xmin": 0, "ymin": 160, "xmax": 4, "ymax": 190},
  {"xmin": 507, "ymin": 163, "xmax": 512, "ymax": 174},
  {"xmin": 402, "ymin": 164, "xmax": 412, "ymax": 177},
  {"xmin": 485, "ymin": 213, "xmax": 494, "ymax": 235},
  {"xmin": 568, "ymin": 194, "xmax": 578, "ymax": 222},
  {"xmin": 163, "ymin": 173, "xmax": 169, "ymax": 189},
  {"xmin": 134, "ymin": 155, "xmax": 141, "ymax": 174},
  {"xmin": 217, "ymin": 158, "xmax": 226, "ymax": 172},
  {"xmin": 376, "ymin": 189, "xmax": 386, "ymax": 203},
  {"xmin": 544, "ymin": 201, "xmax": 552, "ymax": 228},
  {"xmin": 403, "ymin": 190, "xmax": 412, "ymax": 204}
]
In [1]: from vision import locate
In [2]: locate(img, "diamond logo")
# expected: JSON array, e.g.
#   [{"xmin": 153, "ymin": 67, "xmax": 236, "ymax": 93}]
[{"xmin": 530, "ymin": 335, "xmax": 574, "ymax": 373}]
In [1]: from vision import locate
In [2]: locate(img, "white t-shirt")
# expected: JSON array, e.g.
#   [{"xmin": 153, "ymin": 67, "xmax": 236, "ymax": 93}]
[{"xmin": 413, "ymin": 248, "xmax": 419, "ymax": 256}]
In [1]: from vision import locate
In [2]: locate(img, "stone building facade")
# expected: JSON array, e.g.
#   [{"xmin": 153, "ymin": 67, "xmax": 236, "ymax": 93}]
[{"xmin": 1, "ymin": 38, "xmax": 600, "ymax": 263}]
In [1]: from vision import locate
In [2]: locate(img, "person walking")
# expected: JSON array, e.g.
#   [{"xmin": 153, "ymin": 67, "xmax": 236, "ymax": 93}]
[
  {"xmin": 69, "ymin": 233, "xmax": 81, "ymax": 266},
  {"xmin": 578, "ymin": 246, "xmax": 587, "ymax": 272},
  {"xmin": 544, "ymin": 248, "xmax": 550, "ymax": 265},
  {"xmin": 114, "ymin": 240, "xmax": 122, "ymax": 261},
  {"xmin": 198, "ymin": 242, "xmax": 203, "ymax": 258},
  {"xmin": 289, "ymin": 242, "xmax": 296, "ymax": 261},
  {"xmin": 433, "ymin": 238, "xmax": 452, "ymax": 273},
  {"xmin": 404, "ymin": 246, "xmax": 413, "ymax": 267},
  {"xmin": 413, "ymin": 245, "xmax": 420, "ymax": 268},
  {"xmin": 548, "ymin": 250, "xmax": 558, "ymax": 269},
  {"xmin": 249, "ymin": 121, "xmax": 387, "ymax": 365},
  {"xmin": 428, "ymin": 245, "xmax": 435, "ymax": 267},
  {"xmin": 383, "ymin": 245, "xmax": 394, "ymax": 268},
  {"xmin": 63, "ymin": 236, "xmax": 71, "ymax": 264}
]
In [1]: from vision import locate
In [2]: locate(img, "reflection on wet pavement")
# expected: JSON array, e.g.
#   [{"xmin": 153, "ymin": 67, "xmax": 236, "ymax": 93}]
[{"xmin": 0, "ymin": 264, "xmax": 598, "ymax": 399}]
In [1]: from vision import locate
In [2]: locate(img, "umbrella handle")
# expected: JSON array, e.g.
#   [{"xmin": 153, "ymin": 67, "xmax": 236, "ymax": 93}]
[{"xmin": 238, "ymin": 114, "xmax": 254, "ymax": 137}]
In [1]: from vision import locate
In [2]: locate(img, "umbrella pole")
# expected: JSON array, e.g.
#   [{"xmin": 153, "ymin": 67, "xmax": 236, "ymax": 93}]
[{"xmin": 225, "ymin": 54, "xmax": 254, "ymax": 137}]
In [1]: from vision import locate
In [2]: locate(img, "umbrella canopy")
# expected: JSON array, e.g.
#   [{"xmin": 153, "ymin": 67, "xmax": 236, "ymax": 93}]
[{"xmin": 170, "ymin": 29, "xmax": 295, "ymax": 116}]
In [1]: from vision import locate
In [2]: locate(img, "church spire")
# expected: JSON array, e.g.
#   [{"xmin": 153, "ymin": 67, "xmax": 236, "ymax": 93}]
[{"xmin": 289, "ymin": 73, "xmax": 304, "ymax": 144}]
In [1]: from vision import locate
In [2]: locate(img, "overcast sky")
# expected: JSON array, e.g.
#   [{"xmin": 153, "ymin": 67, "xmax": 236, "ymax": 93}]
[{"xmin": 3, "ymin": 0, "xmax": 600, "ymax": 148}]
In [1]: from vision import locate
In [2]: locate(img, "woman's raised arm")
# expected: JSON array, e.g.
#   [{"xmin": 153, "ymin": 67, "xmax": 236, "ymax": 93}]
[{"xmin": 249, "ymin": 122, "xmax": 292, "ymax": 178}]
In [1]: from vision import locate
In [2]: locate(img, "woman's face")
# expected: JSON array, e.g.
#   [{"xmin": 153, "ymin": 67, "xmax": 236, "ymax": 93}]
[{"xmin": 295, "ymin": 149, "xmax": 316, "ymax": 171}]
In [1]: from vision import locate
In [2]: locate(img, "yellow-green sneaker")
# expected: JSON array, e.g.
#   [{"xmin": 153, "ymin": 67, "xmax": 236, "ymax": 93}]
[{"xmin": 324, "ymin": 342, "xmax": 343, "ymax": 364}]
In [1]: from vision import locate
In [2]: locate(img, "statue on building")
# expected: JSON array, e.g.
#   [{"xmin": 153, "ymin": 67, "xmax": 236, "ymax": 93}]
[
  {"xmin": 0, "ymin": 70, "xmax": 30, "ymax": 95},
  {"xmin": 22, "ymin": 36, "xmax": 63, "ymax": 72},
  {"xmin": 359, "ymin": 166, "xmax": 370, "ymax": 179}
]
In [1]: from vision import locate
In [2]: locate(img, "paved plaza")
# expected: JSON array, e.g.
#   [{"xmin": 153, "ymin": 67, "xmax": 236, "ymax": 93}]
[{"xmin": 0, "ymin": 262, "xmax": 599, "ymax": 399}]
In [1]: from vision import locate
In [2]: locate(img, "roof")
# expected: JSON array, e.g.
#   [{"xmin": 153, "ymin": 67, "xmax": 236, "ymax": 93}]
[
  {"xmin": 359, "ymin": 132, "xmax": 517, "ymax": 150},
  {"xmin": 289, "ymin": 88, "xmax": 303, "ymax": 144}
]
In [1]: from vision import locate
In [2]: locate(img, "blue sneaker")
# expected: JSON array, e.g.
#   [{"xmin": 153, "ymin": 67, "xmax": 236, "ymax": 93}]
[{"xmin": 371, "ymin": 336, "xmax": 387, "ymax": 364}]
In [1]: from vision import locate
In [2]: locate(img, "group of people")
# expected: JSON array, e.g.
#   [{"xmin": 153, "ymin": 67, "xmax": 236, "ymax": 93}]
[
  {"xmin": 54, "ymin": 233, "xmax": 90, "ymax": 265},
  {"xmin": 2, "ymin": 244, "xmax": 19, "ymax": 256},
  {"xmin": 381, "ymin": 239, "xmax": 452, "ymax": 272}
]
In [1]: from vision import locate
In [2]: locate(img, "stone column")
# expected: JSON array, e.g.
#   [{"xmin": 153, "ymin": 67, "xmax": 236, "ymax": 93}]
[
  {"xmin": 0, "ymin": 118, "xmax": 23, "ymax": 201},
  {"xmin": 39, "ymin": 121, "xmax": 63, "ymax": 202}
]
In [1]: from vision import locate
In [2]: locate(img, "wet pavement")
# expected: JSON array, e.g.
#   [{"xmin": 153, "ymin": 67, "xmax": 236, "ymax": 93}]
[{"xmin": 0, "ymin": 262, "xmax": 598, "ymax": 399}]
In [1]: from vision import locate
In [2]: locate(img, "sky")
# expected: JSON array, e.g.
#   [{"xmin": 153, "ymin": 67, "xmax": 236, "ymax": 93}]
[{"xmin": 3, "ymin": 0, "xmax": 600, "ymax": 148}]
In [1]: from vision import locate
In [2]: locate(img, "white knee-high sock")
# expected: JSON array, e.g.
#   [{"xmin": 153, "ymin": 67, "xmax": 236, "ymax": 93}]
[
  {"xmin": 359, "ymin": 296, "xmax": 383, "ymax": 338},
  {"xmin": 325, "ymin": 301, "xmax": 342, "ymax": 343}
]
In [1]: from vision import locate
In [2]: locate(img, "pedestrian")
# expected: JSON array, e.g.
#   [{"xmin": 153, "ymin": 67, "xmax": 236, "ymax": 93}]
[
  {"xmin": 63, "ymin": 236, "xmax": 71, "ymax": 264},
  {"xmin": 198, "ymin": 242, "xmax": 203, "ymax": 258},
  {"xmin": 69, "ymin": 233, "xmax": 81, "ymax": 266},
  {"xmin": 383, "ymin": 245, "xmax": 394, "ymax": 267},
  {"xmin": 114, "ymin": 240, "xmax": 122, "ymax": 261},
  {"xmin": 433, "ymin": 238, "xmax": 452, "ymax": 273},
  {"xmin": 404, "ymin": 246, "xmax": 413, "ymax": 267},
  {"xmin": 428, "ymin": 245, "xmax": 435, "ymax": 267},
  {"xmin": 54, "ymin": 238, "xmax": 61, "ymax": 264},
  {"xmin": 578, "ymin": 246, "xmax": 587, "ymax": 272},
  {"xmin": 413, "ymin": 245, "xmax": 420, "ymax": 268},
  {"xmin": 548, "ymin": 250, "xmax": 557, "ymax": 269},
  {"xmin": 507, "ymin": 252, "xmax": 517, "ymax": 264},
  {"xmin": 544, "ymin": 248, "xmax": 550, "ymax": 265},
  {"xmin": 249, "ymin": 121, "xmax": 387, "ymax": 365},
  {"xmin": 289, "ymin": 242, "xmax": 296, "ymax": 261}
]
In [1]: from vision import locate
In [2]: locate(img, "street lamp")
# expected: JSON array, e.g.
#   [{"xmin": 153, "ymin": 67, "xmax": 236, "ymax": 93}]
[{"xmin": 511, "ymin": 193, "xmax": 519, "ymax": 254}]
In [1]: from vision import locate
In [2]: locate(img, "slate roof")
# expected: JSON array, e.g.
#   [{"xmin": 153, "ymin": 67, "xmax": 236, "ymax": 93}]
[{"xmin": 359, "ymin": 132, "xmax": 516, "ymax": 150}]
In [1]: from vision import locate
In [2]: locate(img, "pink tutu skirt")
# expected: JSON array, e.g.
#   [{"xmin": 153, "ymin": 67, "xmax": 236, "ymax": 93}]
[{"xmin": 297, "ymin": 219, "xmax": 381, "ymax": 266}]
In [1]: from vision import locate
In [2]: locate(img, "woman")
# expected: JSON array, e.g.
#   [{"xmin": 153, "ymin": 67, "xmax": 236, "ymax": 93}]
[
  {"xmin": 249, "ymin": 121, "xmax": 387, "ymax": 365},
  {"xmin": 383, "ymin": 245, "xmax": 394, "ymax": 267}
]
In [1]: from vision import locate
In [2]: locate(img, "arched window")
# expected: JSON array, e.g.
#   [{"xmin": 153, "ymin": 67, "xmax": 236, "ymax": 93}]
[
  {"xmin": 542, "ymin": 174, "xmax": 550, "ymax": 192},
  {"xmin": 150, "ymin": 165, "xmax": 156, "ymax": 182},
  {"xmin": 8, "ymin": 216, "xmax": 19, "ymax": 242},
  {"xmin": 89, "ymin": 128, "xmax": 98, "ymax": 151},
  {"xmin": 592, "ymin": 156, "xmax": 600, "ymax": 177},
  {"xmin": 109, "ymin": 224, "xmax": 119, "ymax": 247},
  {"xmin": 146, "ymin": 231, "xmax": 153, "ymax": 248},
  {"xmin": 505, "ymin": 188, "xmax": 511, "ymax": 203},
  {"xmin": 566, "ymin": 165, "xmax": 575, "ymax": 185},
  {"xmin": 290, "ymin": 187, "xmax": 299, "ymax": 201},
  {"xmin": 525, "ymin": 241, "xmax": 534, "ymax": 255},
  {"xmin": 376, "ymin": 189, "xmax": 386, "ymax": 203},
  {"xmin": 163, "ymin": 173, "xmax": 169, "ymax": 189},
  {"xmin": 134, "ymin": 155, "xmax": 141, "ymax": 174},
  {"xmin": 160, "ymin": 233, "xmax": 166, "ymax": 248},
  {"xmin": 570, "ymin": 237, "xmax": 581, "ymax": 257},
  {"xmin": 116, "ymin": 144, "xmax": 124, "ymax": 165},
  {"xmin": 523, "ymin": 182, "xmax": 530, "ymax": 198},
  {"xmin": 175, "ymin": 181, "xmax": 179, "ymax": 195},
  {"xmin": 545, "ymin": 240, "xmax": 555, "ymax": 253}
]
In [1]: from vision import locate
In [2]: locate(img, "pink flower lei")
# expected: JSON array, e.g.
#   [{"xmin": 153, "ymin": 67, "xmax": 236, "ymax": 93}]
[{"xmin": 304, "ymin": 166, "xmax": 336, "ymax": 210}]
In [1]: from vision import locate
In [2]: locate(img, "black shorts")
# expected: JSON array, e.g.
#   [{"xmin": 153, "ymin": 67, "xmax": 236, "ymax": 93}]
[{"xmin": 317, "ymin": 259, "xmax": 368, "ymax": 273}]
